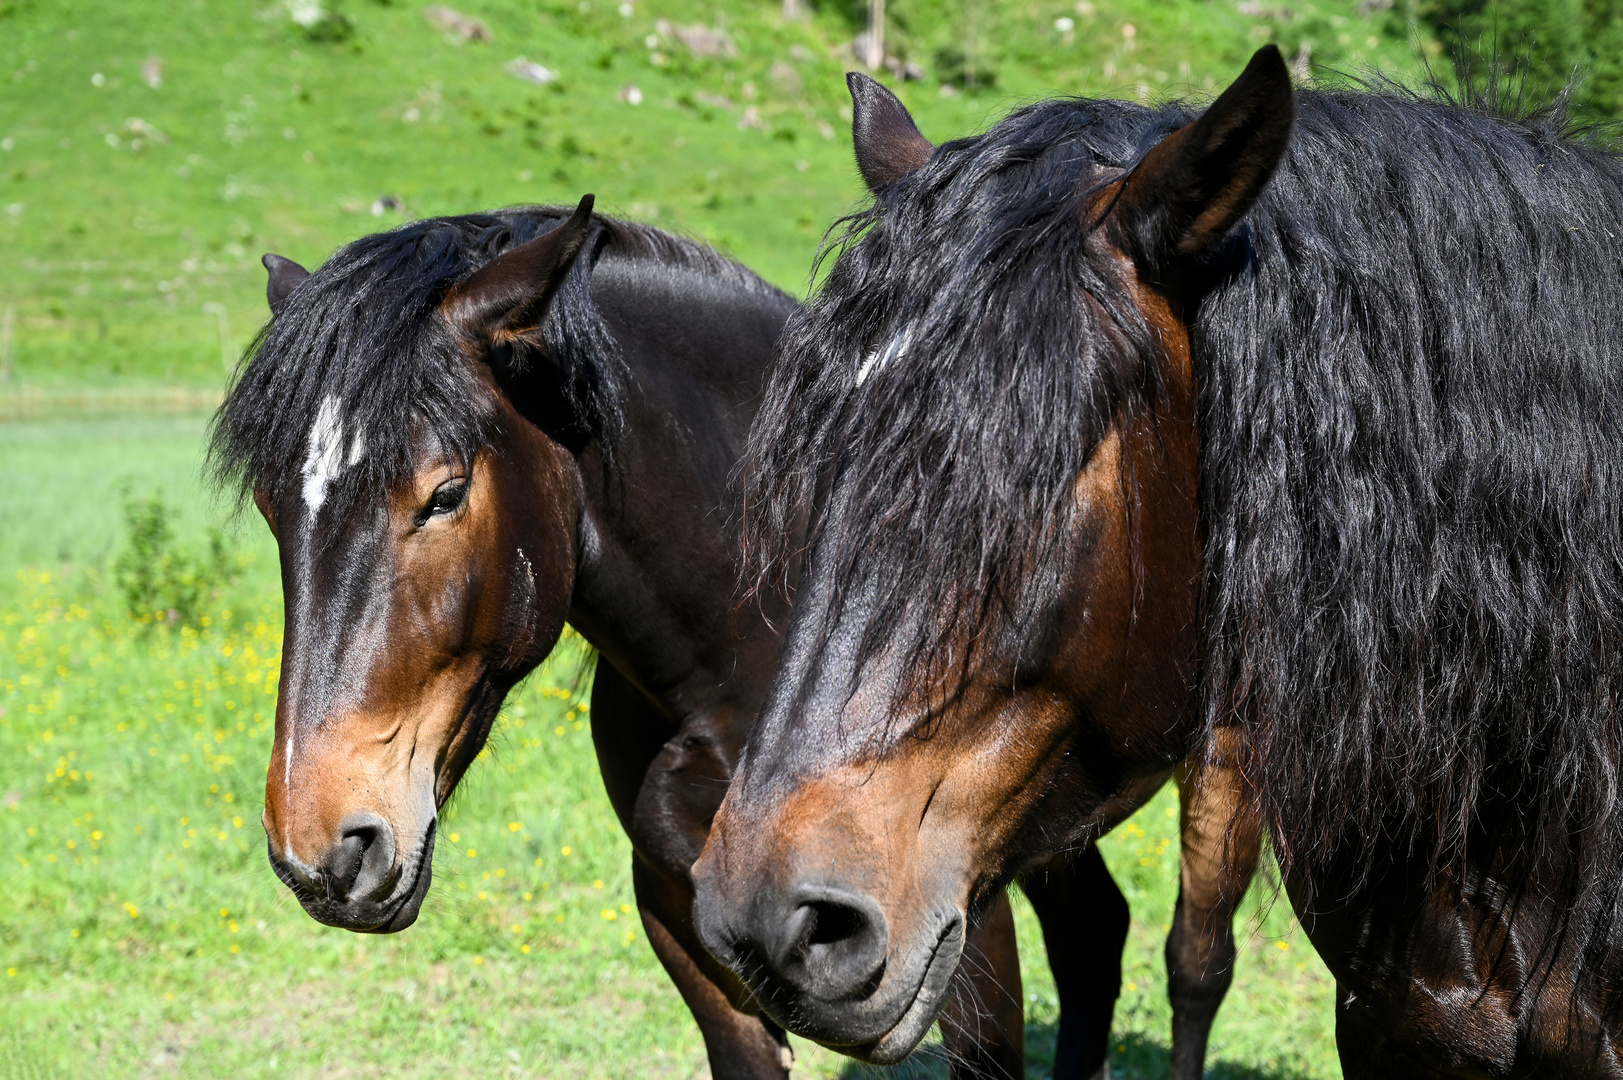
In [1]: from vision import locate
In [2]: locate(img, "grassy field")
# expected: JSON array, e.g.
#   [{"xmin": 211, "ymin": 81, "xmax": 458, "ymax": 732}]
[
  {"xmin": 0, "ymin": 0, "xmax": 1435, "ymax": 393},
  {"xmin": 0, "ymin": 421, "xmax": 1342, "ymax": 1078},
  {"xmin": 0, "ymin": 0, "xmax": 1452, "ymax": 1073}
]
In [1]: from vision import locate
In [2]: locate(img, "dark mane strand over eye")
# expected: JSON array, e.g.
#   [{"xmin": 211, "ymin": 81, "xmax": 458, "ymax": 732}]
[{"xmin": 742, "ymin": 95, "xmax": 1174, "ymax": 721}]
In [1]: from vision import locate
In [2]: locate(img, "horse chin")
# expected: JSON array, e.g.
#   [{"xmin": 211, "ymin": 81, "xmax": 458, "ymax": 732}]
[
  {"xmin": 358, "ymin": 840, "xmax": 435, "ymax": 933},
  {"xmin": 355, "ymin": 820, "xmax": 437, "ymax": 933},
  {"xmin": 855, "ymin": 917, "xmax": 966, "ymax": 1064}
]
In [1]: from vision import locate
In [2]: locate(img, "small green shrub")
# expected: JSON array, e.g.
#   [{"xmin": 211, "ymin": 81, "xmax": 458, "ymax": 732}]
[
  {"xmin": 112, "ymin": 487, "xmax": 240, "ymax": 628},
  {"xmin": 1420, "ymin": 0, "xmax": 1623, "ymax": 118}
]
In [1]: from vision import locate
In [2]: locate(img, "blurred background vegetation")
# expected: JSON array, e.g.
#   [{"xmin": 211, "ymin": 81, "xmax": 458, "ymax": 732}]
[
  {"xmin": 1420, "ymin": 0, "xmax": 1623, "ymax": 116},
  {"xmin": 1, "ymin": 1, "xmax": 1610, "ymax": 1077},
  {"xmin": 0, "ymin": 0, "xmax": 1441, "ymax": 400}
]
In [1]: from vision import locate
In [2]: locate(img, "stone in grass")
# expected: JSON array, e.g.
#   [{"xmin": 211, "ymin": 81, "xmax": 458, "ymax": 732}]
[
  {"xmin": 653, "ymin": 19, "xmax": 737, "ymax": 60},
  {"xmin": 770, "ymin": 60, "xmax": 802, "ymax": 97},
  {"xmin": 506, "ymin": 56, "xmax": 557, "ymax": 85},
  {"xmin": 425, "ymin": 5, "xmax": 492, "ymax": 42}
]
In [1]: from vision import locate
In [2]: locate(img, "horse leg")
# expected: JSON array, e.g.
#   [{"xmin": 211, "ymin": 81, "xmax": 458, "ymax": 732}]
[
  {"xmin": 1020, "ymin": 846, "xmax": 1129, "ymax": 1080},
  {"xmin": 1165, "ymin": 728, "xmax": 1261, "ymax": 1080},
  {"xmin": 1333, "ymin": 984, "xmax": 1390, "ymax": 1080},
  {"xmin": 635, "ymin": 858, "xmax": 793, "ymax": 1079},
  {"xmin": 937, "ymin": 889, "xmax": 1025, "ymax": 1080},
  {"xmin": 591, "ymin": 662, "xmax": 791, "ymax": 1079}
]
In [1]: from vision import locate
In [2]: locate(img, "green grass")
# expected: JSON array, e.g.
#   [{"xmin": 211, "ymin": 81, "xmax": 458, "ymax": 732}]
[
  {"xmin": 0, "ymin": 415, "xmax": 1341, "ymax": 1078},
  {"xmin": 0, "ymin": 0, "xmax": 1435, "ymax": 393},
  {"xmin": 0, "ymin": 413, "xmax": 244, "ymax": 571},
  {"xmin": 1, "ymin": 0, "xmax": 1429, "ymax": 1072}
]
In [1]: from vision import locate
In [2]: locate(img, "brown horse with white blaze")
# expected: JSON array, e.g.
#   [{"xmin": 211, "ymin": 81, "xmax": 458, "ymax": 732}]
[
  {"xmin": 688, "ymin": 61, "xmax": 1279, "ymax": 1070},
  {"xmin": 251, "ymin": 211, "xmax": 590, "ymax": 932},
  {"xmin": 218, "ymin": 199, "xmax": 1046, "ymax": 1078}
]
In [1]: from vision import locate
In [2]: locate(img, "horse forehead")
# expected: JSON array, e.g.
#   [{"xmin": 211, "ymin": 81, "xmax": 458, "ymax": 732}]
[{"xmin": 301, "ymin": 394, "xmax": 366, "ymax": 514}]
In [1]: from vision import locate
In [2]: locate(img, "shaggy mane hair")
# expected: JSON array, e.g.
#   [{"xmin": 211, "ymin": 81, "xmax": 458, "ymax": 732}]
[
  {"xmin": 210, "ymin": 206, "xmax": 775, "ymax": 517},
  {"xmin": 745, "ymin": 82, "xmax": 1623, "ymax": 990},
  {"xmin": 743, "ymin": 95, "xmax": 1166, "ymax": 701}
]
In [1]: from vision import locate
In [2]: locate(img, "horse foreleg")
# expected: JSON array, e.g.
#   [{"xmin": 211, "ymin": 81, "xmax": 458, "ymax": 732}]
[
  {"xmin": 1020, "ymin": 846, "xmax": 1129, "ymax": 1080},
  {"xmin": 634, "ymin": 856, "xmax": 793, "ymax": 1079},
  {"xmin": 591, "ymin": 663, "xmax": 790, "ymax": 1079},
  {"xmin": 1165, "ymin": 729, "xmax": 1261, "ymax": 1080},
  {"xmin": 937, "ymin": 889, "xmax": 1026, "ymax": 1079}
]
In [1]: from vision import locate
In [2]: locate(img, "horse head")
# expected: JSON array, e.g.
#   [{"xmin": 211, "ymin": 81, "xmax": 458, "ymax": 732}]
[
  {"xmin": 692, "ymin": 50, "xmax": 1294, "ymax": 1060},
  {"xmin": 218, "ymin": 198, "xmax": 602, "ymax": 932}
]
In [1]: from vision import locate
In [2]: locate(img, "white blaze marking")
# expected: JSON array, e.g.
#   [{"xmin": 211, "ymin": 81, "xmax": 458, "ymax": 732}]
[
  {"xmin": 300, "ymin": 395, "xmax": 366, "ymax": 513},
  {"xmin": 287, "ymin": 393, "xmax": 366, "ymax": 807},
  {"xmin": 855, "ymin": 327, "xmax": 912, "ymax": 387},
  {"xmin": 282, "ymin": 719, "xmax": 295, "ymax": 858},
  {"xmin": 284, "ymin": 722, "xmax": 296, "ymax": 790}
]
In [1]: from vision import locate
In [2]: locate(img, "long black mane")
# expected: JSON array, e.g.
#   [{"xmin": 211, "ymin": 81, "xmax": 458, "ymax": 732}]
[
  {"xmin": 1197, "ymin": 90, "xmax": 1623, "ymax": 889},
  {"xmin": 743, "ymin": 96, "xmax": 1165, "ymax": 699},
  {"xmin": 746, "ymin": 83, "xmax": 1623, "ymax": 968},
  {"xmin": 211, "ymin": 207, "xmax": 775, "ymax": 516}
]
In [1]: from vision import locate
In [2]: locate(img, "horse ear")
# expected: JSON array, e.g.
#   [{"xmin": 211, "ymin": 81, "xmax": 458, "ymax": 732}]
[
  {"xmin": 445, "ymin": 194, "xmax": 596, "ymax": 342},
  {"xmin": 262, "ymin": 253, "xmax": 310, "ymax": 315},
  {"xmin": 848, "ymin": 72, "xmax": 935, "ymax": 191},
  {"xmin": 1108, "ymin": 45, "xmax": 1294, "ymax": 278}
]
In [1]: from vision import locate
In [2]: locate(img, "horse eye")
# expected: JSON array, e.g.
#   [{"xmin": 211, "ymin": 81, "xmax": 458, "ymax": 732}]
[{"xmin": 417, "ymin": 478, "xmax": 468, "ymax": 526}]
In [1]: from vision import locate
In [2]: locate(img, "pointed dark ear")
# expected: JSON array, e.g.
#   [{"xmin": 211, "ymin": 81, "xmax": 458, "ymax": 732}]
[
  {"xmin": 262, "ymin": 253, "xmax": 310, "ymax": 315},
  {"xmin": 848, "ymin": 72, "xmax": 935, "ymax": 191},
  {"xmin": 444, "ymin": 194, "xmax": 596, "ymax": 342},
  {"xmin": 1109, "ymin": 46, "xmax": 1294, "ymax": 280}
]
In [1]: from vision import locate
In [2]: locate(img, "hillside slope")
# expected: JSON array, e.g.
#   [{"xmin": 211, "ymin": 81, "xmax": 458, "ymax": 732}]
[{"xmin": 0, "ymin": 0, "xmax": 1433, "ymax": 390}]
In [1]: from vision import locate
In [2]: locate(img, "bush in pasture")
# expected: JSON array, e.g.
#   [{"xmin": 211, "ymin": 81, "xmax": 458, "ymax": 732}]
[
  {"xmin": 932, "ymin": 44, "xmax": 998, "ymax": 91},
  {"xmin": 111, "ymin": 488, "xmax": 239, "ymax": 628}
]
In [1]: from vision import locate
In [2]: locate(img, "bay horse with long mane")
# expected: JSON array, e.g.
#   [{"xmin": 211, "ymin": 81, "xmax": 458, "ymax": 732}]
[
  {"xmin": 208, "ymin": 201, "xmax": 1251, "ymax": 1078},
  {"xmin": 695, "ymin": 48, "xmax": 1623, "ymax": 1076}
]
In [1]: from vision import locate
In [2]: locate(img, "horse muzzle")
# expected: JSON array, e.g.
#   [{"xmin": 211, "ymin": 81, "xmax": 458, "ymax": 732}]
[
  {"xmin": 692, "ymin": 849, "xmax": 968, "ymax": 1063},
  {"xmin": 267, "ymin": 814, "xmax": 436, "ymax": 933}
]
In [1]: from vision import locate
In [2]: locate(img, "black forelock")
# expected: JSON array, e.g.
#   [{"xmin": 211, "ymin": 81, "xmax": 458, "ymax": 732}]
[
  {"xmin": 743, "ymin": 94, "xmax": 1180, "ymax": 704},
  {"xmin": 210, "ymin": 207, "xmax": 771, "ymax": 518}
]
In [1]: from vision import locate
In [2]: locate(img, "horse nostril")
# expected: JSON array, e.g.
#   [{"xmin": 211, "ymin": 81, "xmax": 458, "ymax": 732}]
[
  {"xmin": 327, "ymin": 830, "xmax": 371, "ymax": 898},
  {"xmin": 326, "ymin": 813, "xmax": 398, "ymax": 903},
  {"xmin": 774, "ymin": 887, "xmax": 889, "ymax": 1002},
  {"xmin": 802, "ymin": 900, "xmax": 865, "ymax": 949}
]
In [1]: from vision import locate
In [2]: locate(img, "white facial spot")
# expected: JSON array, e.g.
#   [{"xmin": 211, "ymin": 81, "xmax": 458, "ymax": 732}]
[
  {"xmin": 281, "ymin": 719, "xmax": 297, "ymax": 857},
  {"xmin": 301, "ymin": 395, "xmax": 366, "ymax": 513},
  {"xmin": 855, "ymin": 327, "xmax": 912, "ymax": 387}
]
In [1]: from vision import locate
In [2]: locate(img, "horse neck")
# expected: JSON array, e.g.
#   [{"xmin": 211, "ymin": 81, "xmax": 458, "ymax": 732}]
[{"xmin": 566, "ymin": 258, "xmax": 794, "ymax": 727}]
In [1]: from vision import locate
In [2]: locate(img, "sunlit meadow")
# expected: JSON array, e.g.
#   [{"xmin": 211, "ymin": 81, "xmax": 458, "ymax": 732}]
[
  {"xmin": 2, "ymin": 0, "xmax": 1389, "ymax": 1065},
  {"xmin": 0, "ymin": 413, "xmax": 1340, "ymax": 1079}
]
